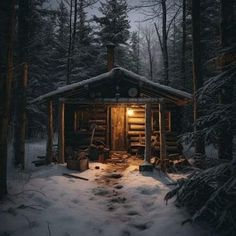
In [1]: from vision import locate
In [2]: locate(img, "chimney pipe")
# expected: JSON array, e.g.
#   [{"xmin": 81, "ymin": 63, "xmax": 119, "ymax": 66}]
[{"xmin": 106, "ymin": 43, "xmax": 115, "ymax": 71}]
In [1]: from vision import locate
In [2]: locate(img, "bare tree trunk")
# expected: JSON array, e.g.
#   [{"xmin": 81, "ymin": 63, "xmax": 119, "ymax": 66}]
[
  {"xmin": 0, "ymin": 0, "xmax": 15, "ymax": 198},
  {"xmin": 68, "ymin": 0, "xmax": 78, "ymax": 84},
  {"xmin": 181, "ymin": 0, "xmax": 186, "ymax": 88},
  {"xmin": 145, "ymin": 34, "xmax": 153, "ymax": 80},
  {"xmin": 192, "ymin": 0, "xmax": 205, "ymax": 156},
  {"xmin": 161, "ymin": 0, "xmax": 169, "ymax": 85},
  {"xmin": 14, "ymin": 64, "xmax": 28, "ymax": 168},
  {"xmin": 72, "ymin": 0, "xmax": 78, "ymax": 48},
  {"xmin": 172, "ymin": 7, "xmax": 176, "ymax": 73},
  {"xmin": 14, "ymin": 0, "xmax": 29, "ymax": 168},
  {"xmin": 66, "ymin": 0, "xmax": 73, "ymax": 85},
  {"xmin": 218, "ymin": 0, "xmax": 235, "ymax": 160},
  {"xmin": 136, "ymin": 24, "xmax": 141, "ymax": 74},
  {"xmin": 154, "ymin": 0, "xmax": 169, "ymax": 85}
]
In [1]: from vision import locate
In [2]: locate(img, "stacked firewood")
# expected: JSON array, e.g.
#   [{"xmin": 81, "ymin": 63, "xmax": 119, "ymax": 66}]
[
  {"xmin": 150, "ymin": 135, "xmax": 190, "ymax": 172},
  {"xmin": 65, "ymin": 146, "xmax": 88, "ymax": 161}
]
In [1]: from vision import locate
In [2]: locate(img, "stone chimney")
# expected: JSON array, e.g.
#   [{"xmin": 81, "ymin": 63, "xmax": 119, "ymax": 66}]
[{"xmin": 106, "ymin": 43, "xmax": 115, "ymax": 71}]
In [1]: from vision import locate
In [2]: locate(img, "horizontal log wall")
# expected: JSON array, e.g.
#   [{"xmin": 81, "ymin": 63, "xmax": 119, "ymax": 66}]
[
  {"xmin": 127, "ymin": 105, "xmax": 178, "ymax": 154},
  {"xmin": 127, "ymin": 106, "xmax": 145, "ymax": 153},
  {"xmin": 66, "ymin": 104, "xmax": 180, "ymax": 155},
  {"xmin": 65, "ymin": 105, "xmax": 108, "ymax": 151}
]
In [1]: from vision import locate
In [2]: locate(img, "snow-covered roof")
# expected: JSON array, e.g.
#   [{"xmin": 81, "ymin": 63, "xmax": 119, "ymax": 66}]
[
  {"xmin": 120, "ymin": 68, "xmax": 191, "ymax": 99},
  {"xmin": 32, "ymin": 67, "xmax": 192, "ymax": 104}
]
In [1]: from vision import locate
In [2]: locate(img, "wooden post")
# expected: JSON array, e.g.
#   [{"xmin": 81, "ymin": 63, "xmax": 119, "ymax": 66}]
[
  {"xmin": 46, "ymin": 100, "xmax": 53, "ymax": 164},
  {"xmin": 106, "ymin": 106, "xmax": 109, "ymax": 147},
  {"xmin": 144, "ymin": 103, "xmax": 152, "ymax": 162},
  {"xmin": 139, "ymin": 103, "xmax": 153, "ymax": 171},
  {"xmin": 125, "ymin": 106, "xmax": 129, "ymax": 151},
  {"xmin": 20, "ymin": 63, "xmax": 28, "ymax": 168},
  {"xmin": 192, "ymin": 0, "xmax": 205, "ymax": 156},
  {"xmin": 168, "ymin": 112, "xmax": 171, "ymax": 132},
  {"xmin": 159, "ymin": 101, "xmax": 167, "ymax": 171},
  {"xmin": 14, "ymin": 63, "xmax": 28, "ymax": 169},
  {"xmin": 73, "ymin": 111, "xmax": 77, "ymax": 132},
  {"xmin": 58, "ymin": 101, "xmax": 65, "ymax": 164}
]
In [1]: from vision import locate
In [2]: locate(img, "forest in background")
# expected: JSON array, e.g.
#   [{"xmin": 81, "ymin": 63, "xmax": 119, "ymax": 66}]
[
  {"xmin": 1, "ymin": 0, "xmax": 235, "ymax": 136},
  {"xmin": 0, "ymin": 0, "xmax": 236, "ymax": 234}
]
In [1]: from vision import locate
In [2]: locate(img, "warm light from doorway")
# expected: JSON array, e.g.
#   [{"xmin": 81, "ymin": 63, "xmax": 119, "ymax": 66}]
[{"xmin": 127, "ymin": 108, "xmax": 134, "ymax": 116}]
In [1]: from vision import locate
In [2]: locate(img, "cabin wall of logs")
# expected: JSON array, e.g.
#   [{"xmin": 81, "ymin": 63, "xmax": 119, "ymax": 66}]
[
  {"xmin": 62, "ymin": 104, "xmax": 180, "ymax": 156},
  {"xmin": 65, "ymin": 105, "xmax": 108, "ymax": 150},
  {"xmin": 126, "ymin": 105, "xmax": 171, "ymax": 154}
]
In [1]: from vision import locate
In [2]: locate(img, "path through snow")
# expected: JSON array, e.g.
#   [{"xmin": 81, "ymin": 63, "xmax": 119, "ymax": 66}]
[{"xmin": 1, "ymin": 143, "xmax": 213, "ymax": 236}]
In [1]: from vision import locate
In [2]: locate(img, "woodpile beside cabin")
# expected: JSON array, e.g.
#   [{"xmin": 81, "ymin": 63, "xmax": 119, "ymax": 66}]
[{"xmin": 33, "ymin": 47, "xmax": 191, "ymax": 170}]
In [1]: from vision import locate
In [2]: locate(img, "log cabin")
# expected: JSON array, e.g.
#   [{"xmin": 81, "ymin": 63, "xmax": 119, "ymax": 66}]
[{"xmin": 32, "ymin": 45, "xmax": 192, "ymax": 168}]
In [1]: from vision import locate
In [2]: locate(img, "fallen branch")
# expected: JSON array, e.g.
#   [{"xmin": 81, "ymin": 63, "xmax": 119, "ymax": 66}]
[{"xmin": 62, "ymin": 173, "xmax": 89, "ymax": 181}]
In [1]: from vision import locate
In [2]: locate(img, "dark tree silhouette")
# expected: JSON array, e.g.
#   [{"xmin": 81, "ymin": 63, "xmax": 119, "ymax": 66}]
[{"xmin": 0, "ymin": 0, "xmax": 16, "ymax": 198}]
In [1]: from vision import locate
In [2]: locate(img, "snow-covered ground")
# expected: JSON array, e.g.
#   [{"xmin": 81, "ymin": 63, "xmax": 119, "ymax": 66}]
[{"xmin": 1, "ymin": 141, "xmax": 213, "ymax": 236}]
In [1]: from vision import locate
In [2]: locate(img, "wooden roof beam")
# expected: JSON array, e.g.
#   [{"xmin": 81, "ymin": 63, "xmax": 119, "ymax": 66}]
[{"xmin": 62, "ymin": 97, "xmax": 162, "ymax": 104}]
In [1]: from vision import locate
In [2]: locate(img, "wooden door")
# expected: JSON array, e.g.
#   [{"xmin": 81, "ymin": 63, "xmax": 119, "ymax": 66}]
[{"xmin": 111, "ymin": 107, "xmax": 126, "ymax": 150}]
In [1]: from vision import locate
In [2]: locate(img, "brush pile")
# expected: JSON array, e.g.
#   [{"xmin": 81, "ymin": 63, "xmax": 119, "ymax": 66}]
[{"xmin": 165, "ymin": 161, "xmax": 236, "ymax": 235}]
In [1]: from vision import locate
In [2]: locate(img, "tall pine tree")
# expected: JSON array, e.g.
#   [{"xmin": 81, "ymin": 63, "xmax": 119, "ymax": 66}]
[
  {"xmin": 70, "ymin": 0, "xmax": 98, "ymax": 82},
  {"xmin": 26, "ymin": 1, "xmax": 57, "ymax": 136},
  {"xmin": 94, "ymin": 0, "xmax": 130, "ymax": 45},
  {"xmin": 94, "ymin": 0, "xmax": 131, "ymax": 69},
  {"xmin": 53, "ymin": 0, "xmax": 69, "ymax": 87},
  {"xmin": 130, "ymin": 31, "xmax": 141, "ymax": 74}
]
